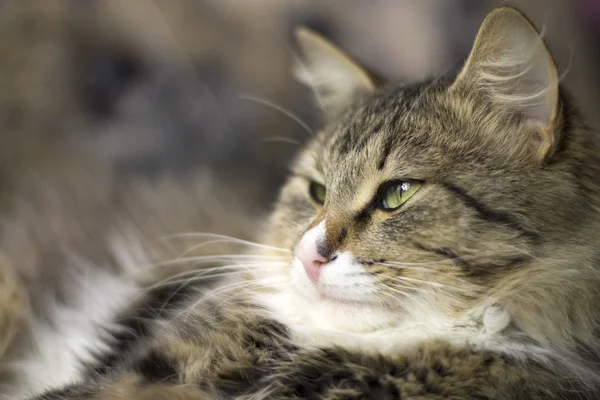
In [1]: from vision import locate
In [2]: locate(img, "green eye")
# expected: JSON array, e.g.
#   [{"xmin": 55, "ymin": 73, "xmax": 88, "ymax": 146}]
[
  {"xmin": 380, "ymin": 181, "xmax": 421, "ymax": 210},
  {"xmin": 309, "ymin": 181, "xmax": 327, "ymax": 205}
]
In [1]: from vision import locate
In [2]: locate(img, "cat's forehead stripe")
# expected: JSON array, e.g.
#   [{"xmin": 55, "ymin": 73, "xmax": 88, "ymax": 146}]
[
  {"xmin": 351, "ymin": 178, "xmax": 381, "ymax": 212},
  {"xmin": 322, "ymin": 83, "xmax": 440, "ymax": 169},
  {"xmin": 376, "ymin": 134, "xmax": 394, "ymax": 171}
]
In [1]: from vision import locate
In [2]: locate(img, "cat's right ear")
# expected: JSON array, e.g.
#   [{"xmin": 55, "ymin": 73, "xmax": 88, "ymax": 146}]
[{"xmin": 294, "ymin": 27, "xmax": 375, "ymax": 121}]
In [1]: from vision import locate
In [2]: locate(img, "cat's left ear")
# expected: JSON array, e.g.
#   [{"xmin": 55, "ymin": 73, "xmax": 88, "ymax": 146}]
[
  {"xmin": 294, "ymin": 27, "xmax": 375, "ymax": 121},
  {"xmin": 452, "ymin": 7, "xmax": 560, "ymax": 159}
]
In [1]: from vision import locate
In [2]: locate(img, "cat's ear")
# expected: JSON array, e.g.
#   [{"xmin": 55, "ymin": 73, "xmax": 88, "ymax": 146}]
[
  {"xmin": 452, "ymin": 7, "xmax": 560, "ymax": 158},
  {"xmin": 294, "ymin": 27, "xmax": 375, "ymax": 120}
]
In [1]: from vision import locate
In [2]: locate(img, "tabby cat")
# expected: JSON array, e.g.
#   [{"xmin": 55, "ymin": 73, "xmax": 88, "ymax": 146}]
[{"xmin": 29, "ymin": 6, "xmax": 600, "ymax": 399}]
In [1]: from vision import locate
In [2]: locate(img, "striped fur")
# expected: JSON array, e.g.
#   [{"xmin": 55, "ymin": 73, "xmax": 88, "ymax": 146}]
[{"xmin": 27, "ymin": 6, "xmax": 600, "ymax": 399}]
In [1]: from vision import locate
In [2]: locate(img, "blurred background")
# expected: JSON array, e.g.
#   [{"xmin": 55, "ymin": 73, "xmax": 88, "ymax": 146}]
[{"xmin": 0, "ymin": 0, "xmax": 599, "ymax": 213}]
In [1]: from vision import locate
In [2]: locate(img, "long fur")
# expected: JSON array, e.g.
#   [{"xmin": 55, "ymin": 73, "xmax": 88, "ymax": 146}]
[{"xmin": 7, "ymin": 5, "xmax": 600, "ymax": 400}]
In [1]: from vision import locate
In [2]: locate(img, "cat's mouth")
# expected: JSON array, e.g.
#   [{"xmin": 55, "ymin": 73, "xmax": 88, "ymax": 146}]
[{"xmin": 290, "ymin": 255, "xmax": 382, "ymax": 307}]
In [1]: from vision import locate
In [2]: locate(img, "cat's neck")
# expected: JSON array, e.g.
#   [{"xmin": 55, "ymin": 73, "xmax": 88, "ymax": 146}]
[
  {"xmin": 254, "ymin": 287, "xmax": 485, "ymax": 353},
  {"xmin": 251, "ymin": 253, "xmax": 599, "ymax": 376}
]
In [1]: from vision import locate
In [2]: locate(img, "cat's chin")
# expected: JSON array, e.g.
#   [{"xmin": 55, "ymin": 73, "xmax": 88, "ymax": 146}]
[
  {"xmin": 313, "ymin": 288, "xmax": 377, "ymax": 307},
  {"xmin": 251, "ymin": 256, "xmax": 406, "ymax": 336},
  {"xmin": 256, "ymin": 286, "xmax": 400, "ymax": 336}
]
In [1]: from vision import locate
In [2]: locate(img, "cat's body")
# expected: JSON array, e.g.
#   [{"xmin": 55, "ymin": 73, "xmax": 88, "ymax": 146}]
[
  {"xmin": 12, "ymin": 6, "xmax": 600, "ymax": 399},
  {"xmin": 0, "ymin": 165, "xmax": 266, "ymax": 397},
  {"xmin": 34, "ymin": 291, "xmax": 576, "ymax": 400}
]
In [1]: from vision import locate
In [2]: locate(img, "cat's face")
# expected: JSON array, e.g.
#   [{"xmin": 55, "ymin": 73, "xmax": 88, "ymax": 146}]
[{"xmin": 264, "ymin": 8, "xmax": 591, "ymax": 333}]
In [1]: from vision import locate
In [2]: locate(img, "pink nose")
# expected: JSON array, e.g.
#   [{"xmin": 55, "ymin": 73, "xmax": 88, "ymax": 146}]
[{"xmin": 295, "ymin": 222, "xmax": 328, "ymax": 282}]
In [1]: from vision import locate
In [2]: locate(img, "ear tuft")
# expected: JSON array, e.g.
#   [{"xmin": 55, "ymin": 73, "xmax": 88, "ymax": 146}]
[
  {"xmin": 294, "ymin": 27, "xmax": 375, "ymax": 120},
  {"xmin": 452, "ymin": 7, "xmax": 560, "ymax": 161},
  {"xmin": 454, "ymin": 7, "xmax": 559, "ymax": 130}
]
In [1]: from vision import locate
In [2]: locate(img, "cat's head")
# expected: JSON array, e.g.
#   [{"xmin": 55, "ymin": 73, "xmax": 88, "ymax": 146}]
[{"xmin": 264, "ymin": 7, "xmax": 600, "ymax": 351}]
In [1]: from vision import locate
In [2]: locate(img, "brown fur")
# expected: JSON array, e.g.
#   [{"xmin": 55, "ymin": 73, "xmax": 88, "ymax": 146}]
[
  {"xmin": 21, "ymin": 5, "xmax": 600, "ymax": 400},
  {"xmin": 33, "ymin": 292, "xmax": 590, "ymax": 399}
]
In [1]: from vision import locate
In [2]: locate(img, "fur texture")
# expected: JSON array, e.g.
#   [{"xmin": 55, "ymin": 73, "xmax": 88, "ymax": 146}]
[{"xmin": 18, "ymin": 5, "xmax": 600, "ymax": 400}]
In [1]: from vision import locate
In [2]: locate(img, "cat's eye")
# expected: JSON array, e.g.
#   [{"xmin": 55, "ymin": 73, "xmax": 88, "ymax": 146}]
[
  {"xmin": 309, "ymin": 181, "xmax": 327, "ymax": 205},
  {"xmin": 380, "ymin": 181, "xmax": 421, "ymax": 210}
]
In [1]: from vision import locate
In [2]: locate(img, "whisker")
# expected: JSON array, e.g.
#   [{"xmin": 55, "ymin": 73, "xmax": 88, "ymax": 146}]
[
  {"xmin": 145, "ymin": 262, "xmax": 287, "ymax": 292},
  {"xmin": 178, "ymin": 276, "xmax": 287, "ymax": 322},
  {"xmin": 388, "ymin": 276, "xmax": 446, "ymax": 288},
  {"xmin": 381, "ymin": 260, "xmax": 458, "ymax": 268},
  {"xmin": 153, "ymin": 268, "xmax": 282, "ymax": 310},
  {"xmin": 173, "ymin": 239, "xmax": 249, "ymax": 256},
  {"xmin": 381, "ymin": 249, "xmax": 531, "ymax": 268},
  {"xmin": 155, "ymin": 277, "xmax": 286, "ymax": 333},
  {"xmin": 158, "ymin": 276, "xmax": 285, "ymax": 321},
  {"xmin": 154, "ymin": 257, "xmax": 288, "ymax": 268},
  {"xmin": 174, "ymin": 240, "xmax": 289, "ymax": 260},
  {"xmin": 160, "ymin": 232, "xmax": 292, "ymax": 254},
  {"xmin": 381, "ymin": 285, "xmax": 412, "ymax": 298},
  {"xmin": 378, "ymin": 263, "xmax": 430, "ymax": 270},
  {"xmin": 261, "ymin": 136, "xmax": 302, "ymax": 146},
  {"xmin": 376, "ymin": 290, "xmax": 405, "ymax": 307},
  {"xmin": 170, "ymin": 253, "xmax": 286, "ymax": 263},
  {"xmin": 382, "ymin": 278, "xmax": 428, "ymax": 293},
  {"xmin": 202, "ymin": 275, "xmax": 286, "ymax": 299},
  {"xmin": 238, "ymin": 94, "xmax": 314, "ymax": 136},
  {"xmin": 150, "ymin": 265, "xmax": 286, "ymax": 290},
  {"xmin": 384, "ymin": 275, "xmax": 467, "ymax": 293}
]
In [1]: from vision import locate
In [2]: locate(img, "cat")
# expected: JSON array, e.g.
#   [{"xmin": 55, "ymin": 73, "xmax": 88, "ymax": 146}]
[{"xmin": 25, "ymin": 6, "xmax": 600, "ymax": 399}]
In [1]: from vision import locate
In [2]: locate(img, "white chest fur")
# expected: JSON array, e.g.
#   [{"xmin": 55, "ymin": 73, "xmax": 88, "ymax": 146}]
[{"xmin": 257, "ymin": 289, "xmax": 516, "ymax": 358}]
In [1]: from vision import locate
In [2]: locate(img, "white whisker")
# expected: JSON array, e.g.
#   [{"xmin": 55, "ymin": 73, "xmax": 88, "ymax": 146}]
[
  {"xmin": 376, "ymin": 289, "xmax": 405, "ymax": 306},
  {"xmin": 160, "ymin": 232, "xmax": 292, "ymax": 254},
  {"xmin": 152, "ymin": 268, "xmax": 283, "ymax": 309},
  {"xmin": 178, "ymin": 276, "xmax": 287, "ymax": 322},
  {"xmin": 169, "ymin": 253, "xmax": 286, "ymax": 263},
  {"xmin": 381, "ymin": 285, "xmax": 412, "ymax": 298},
  {"xmin": 389, "ymin": 276, "xmax": 445, "ymax": 288},
  {"xmin": 173, "ymin": 241, "xmax": 289, "ymax": 260},
  {"xmin": 382, "ymin": 277, "xmax": 428, "ymax": 292},
  {"xmin": 145, "ymin": 262, "xmax": 287, "ymax": 292},
  {"xmin": 261, "ymin": 136, "xmax": 302, "ymax": 146},
  {"xmin": 383, "ymin": 274, "xmax": 468, "ymax": 293},
  {"xmin": 379, "ymin": 263, "xmax": 431, "ymax": 269},
  {"xmin": 238, "ymin": 94, "xmax": 314, "ymax": 136},
  {"xmin": 381, "ymin": 248, "xmax": 532, "ymax": 268}
]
